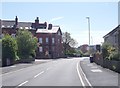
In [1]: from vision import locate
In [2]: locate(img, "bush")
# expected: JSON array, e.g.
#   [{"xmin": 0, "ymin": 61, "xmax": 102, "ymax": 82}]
[
  {"xmin": 102, "ymin": 42, "xmax": 120, "ymax": 61},
  {"xmin": 109, "ymin": 51, "xmax": 120, "ymax": 61},
  {"xmin": 102, "ymin": 43, "xmax": 110, "ymax": 59},
  {"xmin": 16, "ymin": 29, "xmax": 37, "ymax": 60},
  {"xmin": 2, "ymin": 34, "xmax": 17, "ymax": 65}
]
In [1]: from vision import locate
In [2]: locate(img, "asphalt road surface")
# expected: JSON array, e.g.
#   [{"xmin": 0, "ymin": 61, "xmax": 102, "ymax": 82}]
[{"xmin": 2, "ymin": 58, "xmax": 87, "ymax": 87}]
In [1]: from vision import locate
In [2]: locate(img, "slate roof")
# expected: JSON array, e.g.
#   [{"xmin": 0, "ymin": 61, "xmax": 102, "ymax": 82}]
[
  {"xmin": 0, "ymin": 20, "xmax": 46, "ymax": 29},
  {"xmin": 103, "ymin": 25, "xmax": 120, "ymax": 38},
  {"xmin": 36, "ymin": 26, "xmax": 61, "ymax": 34}
]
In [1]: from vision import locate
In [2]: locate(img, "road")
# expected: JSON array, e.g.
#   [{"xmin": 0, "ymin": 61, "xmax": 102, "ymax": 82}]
[
  {"xmin": 2, "ymin": 58, "xmax": 88, "ymax": 87},
  {"xmin": 1, "ymin": 57, "xmax": 119, "ymax": 88}
]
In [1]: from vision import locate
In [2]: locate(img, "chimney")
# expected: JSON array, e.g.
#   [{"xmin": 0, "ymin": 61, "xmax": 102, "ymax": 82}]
[
  {"xmin": 48, "ymin": 24, "xmax": 52, "ymax": 29},
  {"xmin": 15, "ymin": 16, "xmax": 18, "ymax": 26},
  {"xmin": 35, "ymin": 17, "xmax": 39, "ymax": 24}
]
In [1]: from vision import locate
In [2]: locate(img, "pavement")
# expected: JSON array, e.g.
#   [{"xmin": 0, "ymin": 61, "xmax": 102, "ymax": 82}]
[
  {"xmin": 80, "ymin": 57, "xmax": 119, "ymax": 87},
  {"xmin": 1, "ymin": 59, "xmax": 52, "ymax": 74}
]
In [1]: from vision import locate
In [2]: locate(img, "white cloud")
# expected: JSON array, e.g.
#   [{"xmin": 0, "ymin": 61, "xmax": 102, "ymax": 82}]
[{"xmin": 50, "ymin": 17, "xmax": 64, "ymax": 22}]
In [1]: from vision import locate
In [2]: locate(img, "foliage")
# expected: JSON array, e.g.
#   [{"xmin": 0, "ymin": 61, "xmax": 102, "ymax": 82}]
[
  {"xmin": 62, "ymin": 32, "xmax": 78, "ymax": 56},
  {"xmin": 62, "ymin": 32, "xmax": 78, "ymax": 47},
  {"xmin": 102, "ymin": 42, "xmax": 111, "ymax": 59},
  {"xmin": 2, "ymin": 34, "xmax": 17, "ymax": 61},
  {"xmin": 16, "ymin": 29, "xmax": 37, "ymax": 59},
  {"xmin": 102, "ymin": 42, "xmax": 120, "ymax": 61}
]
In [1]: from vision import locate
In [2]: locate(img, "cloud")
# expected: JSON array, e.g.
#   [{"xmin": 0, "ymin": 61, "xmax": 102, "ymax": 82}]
[{"xmin": 50, "ymin": 17, "xmax": 64, "ymax": 22}]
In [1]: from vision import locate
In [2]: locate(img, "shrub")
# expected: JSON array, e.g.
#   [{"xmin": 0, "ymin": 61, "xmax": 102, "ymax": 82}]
[
  {"xmin": 109, "ymin": 51, "xmax": 120, "ymax": 61},
  {"xmin": 102, "ymin": 42, "xmax": 120, "ymax": 61},
  {"xmin": 16, "ymin": 29, "xmax": 37, "ymax": 60},
  {"xmin": 102, "ymin": 42, "xmax": 110, "ymax": 59},
  {"xmin": 2, "ymin": 34, "xmax": 17, "ymax": 65}
]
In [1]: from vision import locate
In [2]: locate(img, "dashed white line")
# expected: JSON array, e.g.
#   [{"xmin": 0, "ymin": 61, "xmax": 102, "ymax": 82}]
[
  {"xmin": 18, "ymin": 80, "xmax": 28, "ymax": 86},
  {"xmin": 34, "ymin": 71, "xmax": 44, "ymax": 78}
]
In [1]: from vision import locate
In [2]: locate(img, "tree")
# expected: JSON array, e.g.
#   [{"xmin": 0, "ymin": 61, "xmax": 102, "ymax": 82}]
[
  {"xmin": 2, "ymin": 34, "xmax": 17, "ymax": 66},
  {"xmin": 62, "ymin": 32, "xmax": 78, "ymax": 56},
  {"xmin": 62, "ymin": 32, "xmax": 78, "ymax": 47},
  {"xmin": 16, "ymin": 29, "xmax": 37, "ymax": 61}
]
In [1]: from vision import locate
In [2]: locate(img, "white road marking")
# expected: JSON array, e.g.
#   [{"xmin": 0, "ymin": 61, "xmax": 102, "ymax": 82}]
[
  {"xmin": 78, "ymin": 61, "xmax": 93, "ymax": 88},
  {"xmin": 91, "ymin": 69, "xmax": 102, "ymax": 72},
  {"xmin": 18, "ymin": 80, "xmax": 28, "ymax": 86},
  {"xmin": 34, "ymin": 71, "xmax": 44, "ymax": 78},
  {"xmin": 76, "ymin": 62, "xmax": 85, "ymax": 88}
]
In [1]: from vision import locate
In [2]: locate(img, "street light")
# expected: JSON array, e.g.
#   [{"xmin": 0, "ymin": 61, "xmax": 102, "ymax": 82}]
[{"xmin": 86, "ymin": 17, "xmax": 91, "ymax": 56}]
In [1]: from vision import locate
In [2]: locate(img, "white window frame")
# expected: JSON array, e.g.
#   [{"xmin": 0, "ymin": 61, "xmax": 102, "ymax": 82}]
[
  {"xmin": 39, "ymin": 38, "xmax": 42, "ymax": 43},
  {"xmin": 52, "ymin": 38, "xmax": 55, "ymax": 44},
  {"xmin": 46, "ymin": 37, "xmax": 49, "ymax": 43}
]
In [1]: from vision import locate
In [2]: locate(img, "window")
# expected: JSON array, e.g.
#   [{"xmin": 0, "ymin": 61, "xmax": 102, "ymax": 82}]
[
  {"xmin": 46, "ymin": 37, "xmax": 49, "ymax": 43},
  {"xmin": 39, "ymin": 47, "xmax": 43, "ymax": 52},
  {"xmin": 39, "ymin": 38, "xmax": 42, "ymax": 43},
  {"xmin": 52, "ymin": 38, "xmax": 55, "ymax": 44}
]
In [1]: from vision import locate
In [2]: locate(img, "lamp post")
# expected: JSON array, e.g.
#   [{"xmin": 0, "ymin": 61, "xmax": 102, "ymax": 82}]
[{"xmin": 86, "ymin": 17, "xmax": 91, "ymax": 56}]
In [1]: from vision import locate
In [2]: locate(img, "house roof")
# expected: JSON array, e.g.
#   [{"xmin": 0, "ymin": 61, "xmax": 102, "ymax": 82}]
[
  {"xmin": 36, "ymin": 26, "xmax": 61, "ymax": 34},
  {"xmin": 0, "ymin": 20, "xmax": 32, "ymax": 29},
  {"xmin": 103, "ymin": 25, "xmax": 120, "ymax": 38},
  {"xmin": 31, "ymin": 22, "xmax": 47, "ymax": 29},
  {"xmin": 0, "ymin": 20, "xmax": 46, "ymax": 29}
]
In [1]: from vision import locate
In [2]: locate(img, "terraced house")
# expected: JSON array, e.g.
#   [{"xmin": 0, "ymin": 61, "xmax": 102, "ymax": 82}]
[{"xmin": 0, "ymin": 16, "xmax": 64, "ymax": 59}]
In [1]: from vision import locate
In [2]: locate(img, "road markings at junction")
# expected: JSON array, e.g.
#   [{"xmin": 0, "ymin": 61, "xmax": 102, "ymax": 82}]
[
  {"xmin": 18, "ymin": 80, "xmax": 28, "ymax": 86},
  {"xmin": 91, "ymin": 69, "xmax": 102, "ymax": 72},
  {"xmin": 34, "ymin": 71, "xmax": 44, "ymax": 78}
]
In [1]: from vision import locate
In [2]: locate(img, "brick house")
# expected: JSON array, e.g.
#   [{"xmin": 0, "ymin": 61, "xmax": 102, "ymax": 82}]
[
  {"xmin": 103, "ymin": 25, "xmax": 120, "ymax": 51},
  {"xmin": 1, "ymin": 16, "xmax": 64, "ymax": 59},
  {"xmin": 78, "ymin": 44, "xmax": 89, "ymax": 53},
  {"xmin": 36, "ymin": 24, "xmax": 64, "ymax": 59}
]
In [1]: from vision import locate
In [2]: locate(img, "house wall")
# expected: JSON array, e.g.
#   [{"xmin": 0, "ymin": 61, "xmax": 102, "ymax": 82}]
[
  {"xmin": 104, "ymin": 26, "xmax": 120, "ymax": 50},
  {"xmin": 36, "ymin": 32, "xmax": 64, "ymax": 59}
]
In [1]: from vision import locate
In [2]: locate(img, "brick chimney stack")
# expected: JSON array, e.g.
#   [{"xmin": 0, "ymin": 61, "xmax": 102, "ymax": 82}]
[
  {"xmin": 35, "ymin": 17, "xmax": 39, "ymax": 24},
  {"xmin": 48, "ymin": 24, "xmax": 52, "ymax": 29},
  {"xmin": 15, "ymin": 16, "xmax": 18, "ymax": 26}
]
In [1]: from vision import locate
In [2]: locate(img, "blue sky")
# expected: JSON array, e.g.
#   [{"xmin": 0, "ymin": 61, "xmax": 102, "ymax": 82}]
[{"xmin": 1, "ymin": 2, "xmax": 119, "ymax": 46}]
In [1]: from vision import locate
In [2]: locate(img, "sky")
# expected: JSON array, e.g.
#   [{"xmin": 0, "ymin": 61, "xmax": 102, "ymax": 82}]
[{"xmin": 1, "ymin": 1, "xmax": 119, "ymax": 47}]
